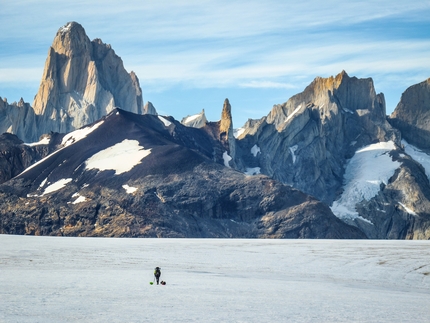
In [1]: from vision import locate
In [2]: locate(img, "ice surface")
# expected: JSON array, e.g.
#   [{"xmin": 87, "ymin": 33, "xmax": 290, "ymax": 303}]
[
  {"xmin": 331, "ymin": 141, "xmax": 400, "ymax": 222},
  {"xmin": 84, "ymin": 139, "xmax": 151, "ymax": 175},
  {"xmin": 0, "ymin": 236, "xmax": 429, "ymax": 323}
]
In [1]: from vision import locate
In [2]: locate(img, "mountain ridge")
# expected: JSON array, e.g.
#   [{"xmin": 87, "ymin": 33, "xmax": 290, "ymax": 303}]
[
  {"xmin": 1, "ymin": 22, "xmax": 430, "ymax": 239},
  {"xmin": 0, "ymin": 108, "xmax": 365, "ymax": 238}
]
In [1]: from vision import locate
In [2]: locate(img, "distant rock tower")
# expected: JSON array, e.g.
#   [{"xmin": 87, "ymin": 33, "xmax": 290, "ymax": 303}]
[
  {"xmin": 219, "ymin": 98, "xmax": 236, "ymax": 167},
  {"xmin": 32, "ymin": 22, "xmax": 144, "ymax": 140}
]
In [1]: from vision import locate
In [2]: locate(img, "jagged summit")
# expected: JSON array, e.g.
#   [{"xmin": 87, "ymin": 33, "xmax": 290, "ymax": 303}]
[
  {"xmin": 27, "ymin": 21, "xmax": 144, "ymax": 141},
  {"xmin": 0, "ymin": 108, "xmax": 364, "ymax": 238},
  {"xmin": 220, "ymin": 98, "xmax": 233, "ymax": 135},
  {"xmin": 219, "ymin": 98, "xmax": 236, "ymax": 167},
  {"xmin": 181, "ymin": 109, "xmax": 207, "ymax": 128},
  {"xmin": 389, "ymin": 77, "xmax": 430, "ymax": 151},
  {"xmin": 51, "ymin": 22, "xmax": 90, "ymax": 57},
  {"xmin": 236, "ymin": 71, "xmax": 398, "ymax": 203},
  {"xmin": 2, "ymin": 21, "xmax": 430, "ymax": 240}
]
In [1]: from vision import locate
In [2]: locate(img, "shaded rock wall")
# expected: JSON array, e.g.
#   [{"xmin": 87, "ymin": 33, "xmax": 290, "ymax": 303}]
[{"xmin": 389, "ymin": 78, "xmax": 430, "ymax": 151}]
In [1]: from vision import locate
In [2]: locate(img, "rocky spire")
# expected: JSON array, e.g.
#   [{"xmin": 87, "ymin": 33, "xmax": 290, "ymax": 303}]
[
  {"xmin": 220, "ymin": 99, "xmax": 232, "ymax": 134},
  {"xmin": 219, "ymin": 98, "xmax": 236, "ymax": 167},
  {"xmin": 30, "ymin": 21, "xmax": 144, "ymax": 141}
]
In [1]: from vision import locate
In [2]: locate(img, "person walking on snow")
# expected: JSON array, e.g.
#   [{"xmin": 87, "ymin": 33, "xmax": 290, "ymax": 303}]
[{"xmin": 154, "ymin": 267, "xmax": 161, "ymax": 285}]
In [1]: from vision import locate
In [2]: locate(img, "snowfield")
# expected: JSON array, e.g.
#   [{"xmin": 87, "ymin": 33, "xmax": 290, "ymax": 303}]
[
  {"xmin": 1, "ymin": 236, "xmax": 429, "ymax": 323},
  {"xmin": 331, "ymin": 141, "xmax": 401, "ymax": 222},
  {"xmin": 84, "ymin": 139, "xmax": 151, "ymax": 175}
]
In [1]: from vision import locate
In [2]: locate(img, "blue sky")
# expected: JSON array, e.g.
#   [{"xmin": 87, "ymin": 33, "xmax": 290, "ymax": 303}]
[{"xmin": 1, "ymin": 0, "xmax": 429, "ymax": 127}]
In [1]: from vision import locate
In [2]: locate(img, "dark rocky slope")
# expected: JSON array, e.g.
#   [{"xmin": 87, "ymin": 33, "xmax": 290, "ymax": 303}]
[{"xmin": 0, "ymin": 109, "xmax": 364, "ymax": 238}]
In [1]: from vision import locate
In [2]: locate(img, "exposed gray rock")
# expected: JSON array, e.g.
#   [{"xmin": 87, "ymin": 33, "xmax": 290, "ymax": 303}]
[
  {"xmin": 181, "ymin": 109, "xmax": 207, "ymax": 128},
  {"xmin": 219, "ymin": 99, "xmax": 236, "ymax": 168},
  {"xmin": 143, "ymin": 101, "xmax": 158, "ymax": 115},
  {"xmin": 330, "ymin": 142, "xmax": 430, "ymax": 239},
  {"xmin": 0, "ymin": 132, "xmax": 60, "ymax": 184},
  {"xmin": 0, "ymin": 98, "xmax": 37, "ymax": 143},
  {"xmin": 388, "ymin": 78, "xmax": 430, "ymax": 152},
  {"xmin": 5, "ymin": 22, "xmax": 145, "ymax": 142},
  {"xmin": 235, "ymin": 71, "xmax": 399, "ymax": 204},
  {"xmin": 0, "ymin": 109, "xmax": 364, "ymax": 239}
]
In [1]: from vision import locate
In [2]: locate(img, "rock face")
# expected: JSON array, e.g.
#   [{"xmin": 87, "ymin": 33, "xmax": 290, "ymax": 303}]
[
  {"xmin": 181, "ymin": 109, "xmax": 207, "ymax": 128},
  {"xmin": 233, "ymin": 72, "xmax": 430, "ymax": 239},
  {"xmin": 388, "ymin": 78, "xmax": 430, "ymax": 151},
  {"xmin": 330, "ymin": 141, "xmax": 430, "ymax": 239},
  {"xmin": 0, "ymin": 109, "xmax": 364, "ymax": 239},
  {"xmin": 2, "ymin": 20, "xmax": 430, "ymax": 240},
  {"xmin": 143, "ymin": 101, "xmax": 158, "ymax": 115},
  {"xmin": 28, "ymin": 22, "xmax": 143, "ymax": 141},
  {"xmin": 0, "ymin": 132, "xmax": 62, "ymax": 184},
  {"xmin": 235, "ymin": 71, "xmax": 398, "ymax": 204},
  {"xmin": 0, "ymin": 98, "xmax": 37, "ymax": 143},
  {"xmin": 219, "ymin": 99, "xmax": 236, "ymax": 167}
]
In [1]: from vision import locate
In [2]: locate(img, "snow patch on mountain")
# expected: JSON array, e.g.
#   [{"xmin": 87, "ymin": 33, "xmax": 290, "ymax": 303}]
[
  {"xmin": 251, "ymin": 144, "xmax": 260, "ymax": 157},
  {"xmin": 71, "ymin": 193, "xmax": 87, "ymax": 204},
  {"xmin": 158, "ymin": 116, "xmax": 171, "ymax": 127},
  {"xmin": 223, "ymin": 151, "xmax": 232, "ymax": 168},
  {"xmin": 182, "ymin": 114, "xmax": 200, "ymax": 124},
  {"xmin": 234, "ymin": 127, "xmax": 245, "ymax": 138},
  {"xmin": 39, "ymin": 178, "xmax": 48, "ymax": 188},
  {"xmin": 24, "ymin": 137, "xmax": 50, "ymax": 146},
  {"xmin": 60, "ymin": 22, "xmax": 72, "ymax": 33},
  {"xmin": 331, "ymin": 141, "xmax": 401, "ymax": 222},
  {"xmin": 398, "ymin": 202, "xmax": 418, "ymax": 216},
  {"xmin": 84, "ymin": 139, "xmax": 151, "ymax": 175},
  {"xmin": 41, "ymin": 178, "xmax": 73, "ymax": 196},
  {"xmin": 403, "ymin": 140, "xmax": 430, "ymax": 180},
  {"xmin": 122, "ymin": 185, "xmax": 137, "ymax": 194},
  {"xmin": 285, "ymin": 104, "xmax": 302, "ymax": 123},
  {"xmin": 289, "ymin": 145, "xmax": 298, "ymax": 163},
  {"xmin": 62, "ymin": 121, "xmax": 104, "ymax": 147},
  {"xmin": 245, "ymin": 167, "xmax": 261, "ymax": 175}
]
